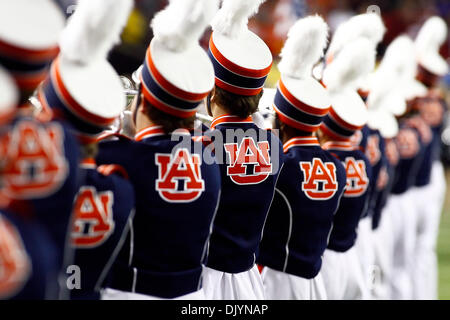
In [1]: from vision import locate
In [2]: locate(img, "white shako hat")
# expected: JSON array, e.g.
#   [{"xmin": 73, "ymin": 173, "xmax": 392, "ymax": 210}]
[
  {"xmin": 38, "ymin": 0, "xmax": 133, "ymax": 143},
  {"xmin": 326, "ymin": 12, "xmax": 386, "ymax": 65},
  {"xmin": 273, "ymin": 15, "xmax": 331, "ymax": 133},
  {"xmin": 139, "ymin": 0, "xmax": 218, "ymax": 119},
  {"xmin": 321, "ymin": 38, "xmax": 375, "ymax": 141},
  {"xmin": 415, "ymin": 16, "xmax": 449, "ymax": 77},
  {"xmin": 0, "ymin": 0, "xmax": 65, "ymax": 93},
  {"xmin": 208, "ymin": 0, "xmax": 273, "ymax": 96},
  {"xmin": 369, "ymin": 35, "xmax": 426, "ymax": 117},
  {"xmin": 0, "ymin": 67, "xmax": 18, "ymax": 125}
]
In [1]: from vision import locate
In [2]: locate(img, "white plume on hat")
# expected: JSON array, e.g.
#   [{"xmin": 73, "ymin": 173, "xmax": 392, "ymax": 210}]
[
  {"xmin": 278, "ymin": 15, "xmax": 329, "ymax": 79},
  {"xmin": 59, "ymin": 0, "xmax": 133, "ymax": 64},
  {"xmin": 380, "ymin": 36, "xmax": 417, "ymax": 79},
  {"xmin": 212, "ymin": 0, "xmax": 265, "ymax": 38},
  {"xmin": 327, "ymin": 13, "xmax": 386, "ymax": 61},
  {"xmin": 369, "ymin": 35, "xmax": 424, "ymax": 116},
  {"xmin": 415, "ymin": 16, "xmax": 449, "ymax": 76},
  {"xmin": 152, "ymin": 0, "xmax": 219, "ymax": 52},
  {"xmin": 323, "ymin": 38, "xmax": 376, "ymax": 92}
]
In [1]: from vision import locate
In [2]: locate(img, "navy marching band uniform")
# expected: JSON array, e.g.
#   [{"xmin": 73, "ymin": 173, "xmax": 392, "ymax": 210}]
[
  {"xmin": 204, "ymin": 116, "xmax": 283, "ymax": 274},
  {"xmin": 97, "ymin": 127, "xmax": 221, "ymax": 298},
  {"xmin": 258, "ymin": 136, "xmax": 346, "ymax": 278},
  {"xmin": 69, "ymin": 159, "xmax": 135, "ymax": 300},
  {"xmin": 322, "ymin": 141, "xmax": 373, "ymax": 252}
]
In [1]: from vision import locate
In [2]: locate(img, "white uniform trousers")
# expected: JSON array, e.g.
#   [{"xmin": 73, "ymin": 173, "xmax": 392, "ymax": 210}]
[
  {"xmin": 261, "ymin": 267, "xmax": 327, "ymax": 300},
  {"xmin": 354, "ymin": 217, "xmax": 376, "ymax": 298},
  {"xmin": 389, "ymin": 191, "xmax": 418, "ymax": 300},
  {"xmin": 411, "ymin": 161, "xmax": 446, "ymax": 300},
  {"xmin": 202, "ymin": 265, "xmax": 265, "ymax": 300},
  {"xmin": 371, "ymin": 199, "xmax": 395, "ymax": 300},
  {"xmin": 101, "ymin": 288, "xmax": 205, "ymax": 300},
  {"xmin": 321, "ymin": 247, "xmax": 370, "ymax": 300}
]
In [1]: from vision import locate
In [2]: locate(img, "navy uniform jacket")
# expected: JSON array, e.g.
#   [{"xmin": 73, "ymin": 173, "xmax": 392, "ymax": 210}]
[
  {"xmin": 201, "ymin": 115, "xmax": 284, "ymax": 274},
  {"xmin": 323, "ymin": 141, "xmax": 373, "ymax": 252},
  {"xmin": 258, "ymin": 136, "xmax": 346, "ymax": 279},
  {"xmin": 415, "ymin": 96, "xmax": 447, "ymax": 186},
  {"xmin": 357, "ymin": 125, "xmax": 371, "ymax": 152},
  {"xmin": 391, "ymin": 122, "xmax": 425, "ymax": 195},
  {"xmin": 96, "ymin": 126, "xmax": 221, "ymax": 299},
  {"xmin": 364, "ymin": 129, "xmax": 385, "ymax": 219},
  {"xmin": 1, "ymin": 117, "xmax": 81, "ymax": 297},
  {"xmin": 0, "ymin": 210, "xmax": 59, "ymax": 300},
  {"xmin": 69, "ymin": 160, "xmax": 135, "ymax": 300},
  {"xmin": 405, "ymin": 116, "xmax": 433, "ymax": 187},
  {"xmin": 372, "ymin": 138, "xmax": 400, "ymax": 229}
]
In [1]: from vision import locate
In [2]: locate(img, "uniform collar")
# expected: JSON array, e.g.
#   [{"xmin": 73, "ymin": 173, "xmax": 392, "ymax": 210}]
[
  {"xmin": 134, "ymin": 125, "xmax": 165, "ymax": 141},
  {"xmin": 210, "ymin": 114, "xmax": 253, "ymax": 130},
  {"xmin": 80, "ymin": 158, "xmax": 97, "ymax": 169},
  {"xmin": 322, "ymin": 140, "xmax": 355, "ymax": 151},
  {"xmin": 283, "ymin": 136, "xmax": 320, "ymax": 153}
]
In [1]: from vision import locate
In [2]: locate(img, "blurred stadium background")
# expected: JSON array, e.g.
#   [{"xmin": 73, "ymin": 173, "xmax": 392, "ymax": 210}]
[{"xmin": 56, "ymin": 0, "xmax": 450, "ymax": 299}]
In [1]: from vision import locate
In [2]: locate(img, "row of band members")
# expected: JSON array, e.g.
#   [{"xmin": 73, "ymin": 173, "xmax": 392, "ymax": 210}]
[{"xmin": 0, "ymin": 0, "xmax": 447, "ymax": 300}]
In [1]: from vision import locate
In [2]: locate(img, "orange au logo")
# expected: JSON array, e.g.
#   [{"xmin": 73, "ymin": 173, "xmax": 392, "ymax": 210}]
[
  {"xmin": 300, "ymin": 158, "xmax": 338, "ymax": 200},
  {"xmin": 71, "ymin": 187, "xmax": 115, "ymax": 248},
  {"xmin": 156, "ymin": 148, "xmax": 205, "ymax": 203},
  {"xmin": 0, "ymin": 216, "xmax": 31, "ymax": 299},
  {"xmin": 224, "ymin": 138, "xmax": 272, "ymax": 185},
  {"xmin": 2, "ymin": 121, "xmax": 68, "ymax": 199},
  {"xmin": 366, "ymin": 135, "xmax": 381, "ymax": 166},
  {"xmin": 344, "ymin": 157, "xmax": 369, "ymax": 197}
]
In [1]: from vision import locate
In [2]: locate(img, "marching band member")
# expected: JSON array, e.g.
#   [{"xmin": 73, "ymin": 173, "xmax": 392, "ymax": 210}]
[
  {"xmin": 96, "ymin": 0, "xmax": 223, "ymax": 300},
  {"xmin": 38, "ymin": 0, "xmax": 136, "ymax": 300},
  {"xmin": 319, "ymin": 38, "xmax": 375, "ymax": 300},
  {"xmin": 257, "ymin": 15, "xmax": 346, "ymax": 300},
  {"xmin": 200, "ymin": 0, "xmax": 284, "ymax": 300}
]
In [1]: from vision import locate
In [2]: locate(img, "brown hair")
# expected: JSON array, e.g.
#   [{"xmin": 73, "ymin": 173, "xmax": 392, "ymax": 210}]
[
  {"xmin": 142, "ymin": 98, "xmax": 195, "ymax": 134},
  {"xmin": 274, "ymin": 113, "xmax": 314, "ymax": 143},
  {"xmin": 212, "ymin": 86, "xmax": 263, "ymax": 118},
  {"xmin": 80, "ymin": 143, "xmax": 99, "ymax": 159}
]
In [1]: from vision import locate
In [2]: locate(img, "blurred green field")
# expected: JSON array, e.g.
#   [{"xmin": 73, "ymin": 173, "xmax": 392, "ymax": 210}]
[{"xmin": 438, "ymin": 169, "xmax": 450, "ymax": 300}]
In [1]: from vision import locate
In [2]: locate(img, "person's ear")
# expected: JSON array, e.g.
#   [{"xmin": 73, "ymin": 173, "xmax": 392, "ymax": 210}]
[{"xmin": 206, "ymin": 87, "xmax": 216, "ymax": 117}]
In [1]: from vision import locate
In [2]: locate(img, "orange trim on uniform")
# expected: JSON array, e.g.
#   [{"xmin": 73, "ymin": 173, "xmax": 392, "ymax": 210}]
[
  {"xmin": 283, "ymin": 136, "xmax": 320, "ymax": 153},
  {"xmin": 210, "ymin": 114, "xmax": 253, "ymax": 130},
  {"xmin": 135, "ymin": 125, "xmax": 165, "ymax": 141},
  {"xmin": 322, "ymin": 141, "xmax": 355, "ymax": 151},
  {"xmin": 97, "ymin": 164, "xmax": 129, "ymax": 180},
  {"xmin": 80, "ymin": 158, "xmax": 97, "ymax": 169}
]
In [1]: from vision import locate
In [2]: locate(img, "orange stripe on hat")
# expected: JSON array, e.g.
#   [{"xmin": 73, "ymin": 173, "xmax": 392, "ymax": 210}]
[
  {"xmin": 0, "ymin": 38, "xmax": 59, "ymax": 63},
  {"xmin": 278, "ymin": 79, "xmax": 330, "ymax": 117},
  {"xmin": 209, "ymin": 36, "xmax": 272, "ymax": 79},
  {"xmin": 146, "ymin": 47, "xmax": 210, "ymax": 102},
  {"xmin": 51, "ymin": 58, "xmax": 117, "ymax": 127}
]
